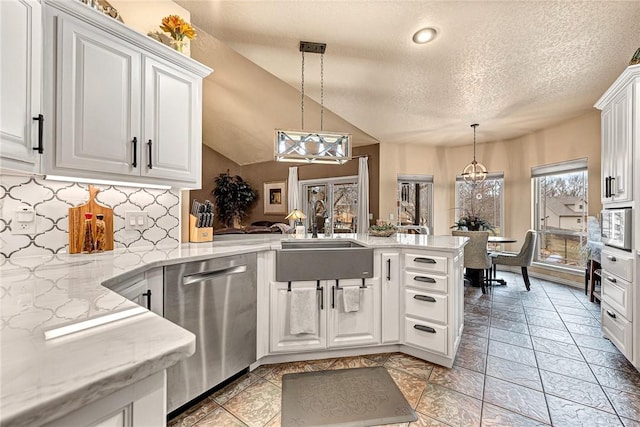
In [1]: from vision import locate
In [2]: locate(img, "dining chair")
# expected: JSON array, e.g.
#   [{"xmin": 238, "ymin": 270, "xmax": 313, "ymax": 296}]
[
  {"xmin": 452, "ymin": 230, "xmax": 492, "ymax": 294},
  {"xmin": 491, "ymin": 230, "xmax": 537, "ymax": 291}
]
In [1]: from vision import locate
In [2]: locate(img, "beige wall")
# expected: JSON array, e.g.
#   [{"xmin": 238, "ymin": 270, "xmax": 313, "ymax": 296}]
[
  {"xmin": 192, "ymin": 145, "xmax": 380, "ymax": 229},
  {"xmin": 379, "ymin": 109, "xmax": 602, "ymax": 254}
]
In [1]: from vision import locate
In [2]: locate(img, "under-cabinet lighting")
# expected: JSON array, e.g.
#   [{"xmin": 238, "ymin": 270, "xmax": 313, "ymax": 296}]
[
  {"xmin": 44, "ymin": 306, "xmax": 147, "ymax": 340},
  {"xmin": 45, "ymin": 175, "xmax": 172, "ymax": 190}
]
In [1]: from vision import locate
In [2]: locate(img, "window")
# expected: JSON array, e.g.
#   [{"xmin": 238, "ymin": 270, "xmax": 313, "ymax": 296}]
[
  {"xmin": 532, "ymin": 159, "xmax": 588, "ymax": 269},
  {"xmin": 301, "ymin": 177, "xmax": 358, "ymax": 233},
  {"xmin": 455, "ymin": 173, "xmax": 504, "ymax": 235},
  {"xmin": 397, "ymin": 175, "xmax": 433, "ymax": 232}
]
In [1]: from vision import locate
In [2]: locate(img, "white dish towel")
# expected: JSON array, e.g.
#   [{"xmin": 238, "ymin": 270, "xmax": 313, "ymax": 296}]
[
  {"xmin": 342, "ymin": 286, "xmax": 361, "ymax": 312},
  {"xmin": 289, "ymin": 289, "xmax": 317, "ymax": 335}
]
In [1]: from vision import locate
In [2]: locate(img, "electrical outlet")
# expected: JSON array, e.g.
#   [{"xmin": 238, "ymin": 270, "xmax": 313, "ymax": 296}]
[
  {"xmin": 12, "ymin": 206, "xmax": 36, "ymax": 235},
  {"xmin": 125, "ymin": 211, "xmax": 148, "ymax": 230}
]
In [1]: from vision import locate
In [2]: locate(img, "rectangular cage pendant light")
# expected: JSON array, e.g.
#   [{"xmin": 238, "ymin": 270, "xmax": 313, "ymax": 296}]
[
  {"xmin": 274, "ymin": 41, "xmax": 352, "ymax": 165},
  {"xmin": 275, "ymin": 130, "xmax": 352, "ymax": 164}
]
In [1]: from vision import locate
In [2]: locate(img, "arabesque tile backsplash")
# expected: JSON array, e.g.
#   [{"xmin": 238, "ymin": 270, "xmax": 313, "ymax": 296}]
[{"xmin": 0, "ymin": 175, "xmax": 181, "ymax": 259}]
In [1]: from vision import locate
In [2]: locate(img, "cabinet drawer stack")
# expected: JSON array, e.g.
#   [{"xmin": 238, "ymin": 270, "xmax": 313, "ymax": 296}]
[
  {"xmin": 601, "ymin": 248, "xmax": 634, "ymax": 359},
  {"xmin": 403, "ymin": 252, "xmax": 449, "ymax": 355}
]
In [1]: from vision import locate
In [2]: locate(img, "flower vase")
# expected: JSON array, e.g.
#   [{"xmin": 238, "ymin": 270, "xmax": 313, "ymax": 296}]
[{"xmin": 172, "ymin": 39, "xmax": 186, "ymax": 53}]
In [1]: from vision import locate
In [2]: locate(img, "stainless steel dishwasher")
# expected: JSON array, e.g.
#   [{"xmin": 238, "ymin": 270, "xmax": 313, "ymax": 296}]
[{"xmin": 164, "ymin": 253, "xmax": 257, "ymax": 413}]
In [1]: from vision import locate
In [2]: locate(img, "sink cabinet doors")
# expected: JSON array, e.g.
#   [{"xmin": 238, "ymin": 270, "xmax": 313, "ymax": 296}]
[
  {"xmin": 269, "ymin": 277, "xmax": 381, "ymax": 354},
  {"xmin": 270, "ymin": 280, "xmax": 327, "ymax": 353}
]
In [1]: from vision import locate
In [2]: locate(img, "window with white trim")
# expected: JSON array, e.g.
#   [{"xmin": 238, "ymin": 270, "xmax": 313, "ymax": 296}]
[
  {"xmin": 397, "ymin": 174, "xmax": 434, "ymax": 233},
  {"xmin": 455, "ymin": 173, "xmax": 504, "ymax": 235},
  {"xmin": 532, "ymin": 159, "xmax": 588, "ymax": 269}
]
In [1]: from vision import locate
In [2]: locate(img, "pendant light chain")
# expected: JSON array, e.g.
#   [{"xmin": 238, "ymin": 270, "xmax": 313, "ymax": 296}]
[
  {"xmin": 320, "ymin": 53, "xmax": 324, "ymax": 131},
  {"xmin": 473, "ymin": 124, "xmax": 477, "ymax": 163},
  {"xmin": 301, "ymin": 51, "xmax": 305, "ymax": 130}
]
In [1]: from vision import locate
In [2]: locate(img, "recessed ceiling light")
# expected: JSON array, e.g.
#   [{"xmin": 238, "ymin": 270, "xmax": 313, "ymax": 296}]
[{"xmin": 412, "ymin": 27, "xmax": 438, "ymax": 44}]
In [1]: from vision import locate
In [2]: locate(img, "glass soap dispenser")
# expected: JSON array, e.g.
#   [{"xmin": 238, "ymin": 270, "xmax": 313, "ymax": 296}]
[{"xmin": 82, "ymin": 213, "xmax": 94, "ymax": 253}]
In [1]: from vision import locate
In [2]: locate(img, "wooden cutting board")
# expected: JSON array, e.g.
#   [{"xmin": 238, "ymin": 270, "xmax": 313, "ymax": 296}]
[{"xmin": 68, "ymin": 185, "xmax": 114, "ymax": 254}]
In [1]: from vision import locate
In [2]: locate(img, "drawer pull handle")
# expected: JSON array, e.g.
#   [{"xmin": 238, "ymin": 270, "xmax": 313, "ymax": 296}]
[
  {"xmin": 414, "ymin": 324, "xmax": 436, "ymax": 333},
  {"xmin": 606, "ymin": 310, "xmax": 617, "ymax": 319},
  {"xmin": 414, "ymin": 257, "xmax": 436, "ymax": 264},
  {"xmin": 607, "ymin": 255, "xmax": 617, "ymax": 262},
  {"xmin": 414, "ymin": 276, "xmax": 436, "ymax": 283},
  {"xmin": 607, "ymin": 276, "xmax": 617, "ymax": 284},
  {"xmin": 414, "ymin": 295, "xmax": 436, "ymax": 302}
]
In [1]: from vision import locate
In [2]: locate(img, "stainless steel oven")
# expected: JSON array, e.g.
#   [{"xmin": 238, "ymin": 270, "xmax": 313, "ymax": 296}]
[{"xmin": 601, "ymin": 208, "xmax": 632, "ymax": 251}]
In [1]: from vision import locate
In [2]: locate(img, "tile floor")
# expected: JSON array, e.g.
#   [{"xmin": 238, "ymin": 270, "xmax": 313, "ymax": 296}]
[{"xmin": 168, "ymin": 271, "xmax": 640, "ymax": 427}]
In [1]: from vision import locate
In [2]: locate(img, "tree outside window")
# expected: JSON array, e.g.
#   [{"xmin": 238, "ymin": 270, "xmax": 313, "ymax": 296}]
[
  {"xmin": 455, "ymin": 174, "xmax": 504, "ymax": 235},
  {"xmin": 533, "ymin": 167, "xmax": 588, "ymax": 268}
]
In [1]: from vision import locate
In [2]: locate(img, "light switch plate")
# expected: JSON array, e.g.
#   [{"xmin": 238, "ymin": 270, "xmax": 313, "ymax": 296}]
[{"xmin": 125, "ymin": 211, "xmax": 148, "ymax": 230}]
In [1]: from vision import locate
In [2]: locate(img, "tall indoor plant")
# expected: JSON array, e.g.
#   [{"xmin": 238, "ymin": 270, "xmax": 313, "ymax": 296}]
[{"xmin": 212, "ymin": 172, "xmax": 257, "ymax": 228}]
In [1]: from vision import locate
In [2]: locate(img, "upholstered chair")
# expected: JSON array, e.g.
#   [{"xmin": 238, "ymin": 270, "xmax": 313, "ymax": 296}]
[
  {"xmin": 491, "ymin": 230, "xmax": 537, "ymax": 291},
  {"xmin": 452, "ymin": 230, "xmax": 492, "ymax": 294}
]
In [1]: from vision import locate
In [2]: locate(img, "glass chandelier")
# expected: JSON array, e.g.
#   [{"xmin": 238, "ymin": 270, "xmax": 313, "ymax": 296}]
[
  {"xmin": 461, "ymin": 123, "xmax": 487, "ymax": 182},
  {"xmin": 275, "ymin": 41, "xmax": 352, "ymax": 164}
]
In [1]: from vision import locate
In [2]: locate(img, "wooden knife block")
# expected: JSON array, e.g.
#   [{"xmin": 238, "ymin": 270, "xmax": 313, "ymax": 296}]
[{"xmin": 189, "ymin": 214, "xmax": 213, "ymax": 243}]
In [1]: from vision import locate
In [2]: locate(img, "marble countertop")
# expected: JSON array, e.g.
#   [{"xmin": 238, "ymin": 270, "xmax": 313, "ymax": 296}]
[{"xmin": 0, "ymin": 233, "xmax": 465, "ymax": 426}]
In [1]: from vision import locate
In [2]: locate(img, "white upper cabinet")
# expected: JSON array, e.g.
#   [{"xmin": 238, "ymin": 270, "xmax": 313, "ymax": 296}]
[
  {"xmin": 0, "ymin": 0, "xmax": 42, "ymax": 174},
  {"xmin": 42, "ymin": 0, "xmax": 212, "ymax": 188},
  {"xmin": 595, "ymin": 65, "xmax": 638, "ymax": 206},
  {"xmin": 142, "ymin": 57, "xmax": 201, "ymax": 183},
  {"xmin": 55, "ymin": 15, "xmax": 141, "ymax": 176}
]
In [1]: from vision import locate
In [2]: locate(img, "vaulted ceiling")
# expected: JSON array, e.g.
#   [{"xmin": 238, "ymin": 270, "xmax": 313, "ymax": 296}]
[{"xmin": 180, "ymin": 0, "xmax": 640, "ymax": 165}]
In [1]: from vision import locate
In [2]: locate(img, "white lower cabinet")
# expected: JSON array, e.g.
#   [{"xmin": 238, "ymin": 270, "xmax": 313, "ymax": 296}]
[
  {"xmin": 45, "ymin": 370, "xmax": 166, "ymax": 427},
  {"xmin": 602, "ymin": 302, "xmax": 633, "ymax": 360},
  {"xmin": 327, "ymin": 278, "xmax": 381, "ymax": 348},
  {"xmin": 270, "ymin": 280, "xmax": 326, "ymax": 353},
  {"xmin": 601, "ymin": 247, "xmax": 635, "ymax": 363},
  {"xmin": 401, "ymin": 248, "xmax": 463, "ymax": 360},
  {"xmin": 269, "ymin": 277, "xmax": 381, "ymax": 354},
  {"xmin": 404, "ymin": 317, "xmax": 447, "ymax": 355},
  {"xmin": 264, "ymin": 245, "xmax": 464, "ymax": 368},
  {"xmin": 380, "ymin": 251, "xmax": 400, "ymax": 344}
]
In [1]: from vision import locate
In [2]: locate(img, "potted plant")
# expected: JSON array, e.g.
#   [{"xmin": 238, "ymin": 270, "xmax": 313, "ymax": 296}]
[
  {"xmin": 451, "ymin": 210, "xmax": 495, "ymax": 232},
  {"xmin": 212, "ymin": 172, "xmax": 257, "ymax": 228}
]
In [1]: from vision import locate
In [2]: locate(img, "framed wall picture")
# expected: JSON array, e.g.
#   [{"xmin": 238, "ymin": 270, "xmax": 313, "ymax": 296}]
[{"xmin": 264, "ymin": 181, "xmax": 287, "ymax": 215}]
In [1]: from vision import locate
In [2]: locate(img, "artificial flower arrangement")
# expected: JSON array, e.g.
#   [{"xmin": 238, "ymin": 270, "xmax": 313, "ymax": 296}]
[
  {"xmin": 451, "ymin": 210, "xmax": 494, "ymax": 232},
  {"xmin": 160, "ymin": 15, "xmax": 196, "ymax": 51}
]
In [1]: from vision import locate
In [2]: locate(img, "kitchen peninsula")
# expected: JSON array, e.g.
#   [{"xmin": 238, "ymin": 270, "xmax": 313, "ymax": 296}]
[{"xmin": 0, "ymin": 234, "xmax": 466, "ymax": 426}]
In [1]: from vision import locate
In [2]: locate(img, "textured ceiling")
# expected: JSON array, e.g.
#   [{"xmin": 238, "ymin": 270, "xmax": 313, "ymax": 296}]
[{"xmin": 179, "ymin": 0, "xmax": 640, "ymax": 164}]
